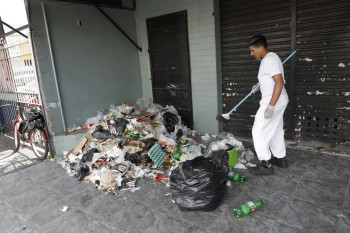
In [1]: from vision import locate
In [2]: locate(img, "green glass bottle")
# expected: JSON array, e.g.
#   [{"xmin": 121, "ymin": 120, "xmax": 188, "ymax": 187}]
[
  {"xmin": 233, "ymin": 200, "xmax": 265, "ymax": 218},
  {"xmin": 228, "ymin": 171, "xmax": 246, "ymax": 184},
  {"xmin": 172, "ymin": 144, "xmax": 181, "ymax": 160}
]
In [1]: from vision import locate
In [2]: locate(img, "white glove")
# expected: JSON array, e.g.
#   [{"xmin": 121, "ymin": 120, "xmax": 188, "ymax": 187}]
[
  {"xmin": 252, "ymin": 83, "xmax": 260, "ymax": 93},
  {"xmin": 264, "ymin": 105, "xmax": 274, "ymax": 119}
]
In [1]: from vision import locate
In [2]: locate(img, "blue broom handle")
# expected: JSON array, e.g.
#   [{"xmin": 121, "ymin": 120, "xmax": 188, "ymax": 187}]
[{"xmin": 228, "ymin": 50, "xmax": 296, "ymax": 115}]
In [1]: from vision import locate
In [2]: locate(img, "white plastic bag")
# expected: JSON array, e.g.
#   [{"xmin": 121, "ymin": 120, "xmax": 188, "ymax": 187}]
[
  {"xmin": 159, "ymin": 134, "xmax": 176, "ymax": 146},
  {"xmin": 136, "ymin": 97, "xmax": 153, "ymax": 111},
  {"xmin": 201, "ymin": 133, "xmax": 211, "ymax": 141},
  {"xmin": 85, "ymin": 112, "xmax": 102, "ymax": 126}
]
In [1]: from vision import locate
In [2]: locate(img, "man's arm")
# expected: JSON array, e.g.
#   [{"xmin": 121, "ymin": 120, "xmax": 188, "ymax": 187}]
[{"xmin": 269, "ymin": 73, "xmax": 284, "ymax": 106}]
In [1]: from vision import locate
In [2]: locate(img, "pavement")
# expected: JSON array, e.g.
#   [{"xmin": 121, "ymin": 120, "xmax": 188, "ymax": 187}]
[
  {"xmin": 1, "ymin": 134, "xmax": 350, "ymax": 233},
  {"xmin": 0, "ymin": 134, "xmax": 40, "ymax": 176}
]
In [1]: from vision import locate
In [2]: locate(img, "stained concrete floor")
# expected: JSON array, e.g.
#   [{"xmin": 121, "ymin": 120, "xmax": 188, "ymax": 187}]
[{"xmin": 1, "ymin": 134, "xmax": 350, "ymax": 233}]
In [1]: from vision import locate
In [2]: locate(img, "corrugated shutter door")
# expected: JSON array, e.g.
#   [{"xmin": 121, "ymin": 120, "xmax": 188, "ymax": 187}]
[
  {"xmin": 220, "ymin": 0, "xmax": 293, "ymax": 138},
  {"xmin": 295, "ymin": 0, "xmax": 350, "ymax": 145}
]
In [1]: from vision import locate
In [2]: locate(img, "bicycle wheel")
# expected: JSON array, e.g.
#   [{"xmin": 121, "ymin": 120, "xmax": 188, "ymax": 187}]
[
  {"xmin": 30, "ymin": 128, "xmax": 49, "ymax": 160},
  {"xmin": 13, "ymin": 123, "xmax": 20, "ymax": 152}
]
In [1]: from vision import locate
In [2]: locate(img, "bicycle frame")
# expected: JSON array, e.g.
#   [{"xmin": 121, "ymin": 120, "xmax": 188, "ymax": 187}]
[
  {"xmin": 11, "ymin": 104, "xmax": 48, "ymax": 150},
  {"xmin": 1, "ymin": 102, "xmax": 50, "ymax": 158},
  {"xmin": 13, "ymin": 106, "xmax": 29, "ymax": 143}
]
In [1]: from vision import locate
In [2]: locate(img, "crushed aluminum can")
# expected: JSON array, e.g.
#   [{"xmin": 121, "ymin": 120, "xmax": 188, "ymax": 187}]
[
  {"xmin": 116, "ymin": 164, "xmax": 127, "ymax": 173},
  {"xmin": 125, "ymin": 180, "xmax": 136, "ymax": 188}
]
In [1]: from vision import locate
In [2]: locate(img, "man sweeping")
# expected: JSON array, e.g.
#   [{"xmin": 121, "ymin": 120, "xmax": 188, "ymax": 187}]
[{"xmin": 248, "ymin": 35, "xmax": 289, "ymax": 175}]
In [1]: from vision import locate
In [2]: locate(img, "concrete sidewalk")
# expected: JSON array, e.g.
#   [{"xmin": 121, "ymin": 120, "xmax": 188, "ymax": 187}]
[
  {"xmin": 1, "ymin": 134, "xmax": 350, "ymax": 232},
  {"xmin": 0, "ymin": 135, "xmax": 40, "ymax": 176}
]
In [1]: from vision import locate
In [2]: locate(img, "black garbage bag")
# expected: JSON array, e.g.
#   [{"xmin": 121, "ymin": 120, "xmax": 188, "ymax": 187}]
[
  {"xmin": 18, "ymin": 120, "xmax": 28, "ymax": 134},
  {"xmin": 210, "ymin": 144, "xmax": 234, "ymax": 173},
  {"xmin": 77, "ymin": 148, "xmax": 98, "ymax": 181},
  {"xmin": 92, "ymin": 125, "xmax": 116, "ymax": 140},
  {"xmin": 176, "ymin": 129, "xmax": 183, "ymax": 141},
  {"xmin": 114, "ymin": 118, "xmax": 129, "ymax": 134},
  {"xmin": 125, "ymin": 152, "xmax": 142, "ymax": 165},
  {"xmin": 163, "ymin": 112, "xmax": 179, "ymax": 133},
  {"xmin": 27, "ymin": 109, "xmax": 45, "ymax": 131},
  {"xmin": 143, "ymin": 138, "xmax": 158, "ymax": 151},
  {"xmin": 125, "ymin": 152, "xmax": 151, "ymax": 165},
  {"xmin": 34, "ymin": 117, "xmax": 45, "ymax": 129},
  {"xmin": 27, "ymin": 120, "xmax": 36, "ymax": 131},
  {"xmin": 107, "ymin": 118, "xmax": 129, "ymax": 135},
  {"xmin": 170, "ymin": 156, "xmax": 228, "ymax": 212}
]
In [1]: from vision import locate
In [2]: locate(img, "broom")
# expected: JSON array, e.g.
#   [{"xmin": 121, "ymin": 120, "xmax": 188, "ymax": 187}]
[{"xmin": 216, "ymin": 50, "xmax": 297, "ymax": 123}]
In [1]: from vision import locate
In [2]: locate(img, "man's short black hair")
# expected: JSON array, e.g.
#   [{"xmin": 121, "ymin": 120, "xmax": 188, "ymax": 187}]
[{"xmin": 248, "ymin": 35, "xmax": 267, "ymax": 48}]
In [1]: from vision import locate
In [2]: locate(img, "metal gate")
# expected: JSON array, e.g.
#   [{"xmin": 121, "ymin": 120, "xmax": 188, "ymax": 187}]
[
  {"xmin": 220, "ymin": 0, "xmax": 294, "ymax": 138},
  {"xmin": 295, "ymin": 0, "xmax": 350, "ymax": 145},
  {"xmin": 0, "ymin": 26, "xmax": 41, "ymax": 134},
  {"xmin": 147, "ymin": 11, "xmax": 193, "ymax": 128},
  {"xmin": 220, "ymin": 0, "xmax": 350, "ymax": 145}
]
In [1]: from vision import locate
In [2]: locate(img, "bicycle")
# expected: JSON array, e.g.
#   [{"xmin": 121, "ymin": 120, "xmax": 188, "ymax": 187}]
[{"xmin": 0, "ymin": 103, "xmax": 49, "ymax": 160}]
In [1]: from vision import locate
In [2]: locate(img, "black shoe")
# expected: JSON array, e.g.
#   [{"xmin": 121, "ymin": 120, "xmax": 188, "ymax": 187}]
[
  {"xmin": 248, "ymin": 160, "xmax": 274, "ymax": 175},
  {"xmin": 270, "ymin": 156, "xmax": 288, "ymax": 168}
]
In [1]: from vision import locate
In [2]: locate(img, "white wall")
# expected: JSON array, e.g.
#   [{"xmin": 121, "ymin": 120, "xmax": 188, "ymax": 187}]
[
  {"xmin": 135, "ymin": 0, "xmax": 220, "ymax": 134},
  {"xmin": 28, "ymin": 0, "xmax": 142, "ymax": 134}
]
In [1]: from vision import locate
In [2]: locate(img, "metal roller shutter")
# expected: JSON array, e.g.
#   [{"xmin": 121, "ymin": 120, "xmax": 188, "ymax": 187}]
[
  {"xmin": 295, "ymin": 0, "xmax": 350, "ymax": 145},
  {"xmin": 220, "ymin": 0, "xmax": 350, "ymax": 146},
  {"xmin": 220, "ymin": 0, "xmax": 294, "ymax": 138}
]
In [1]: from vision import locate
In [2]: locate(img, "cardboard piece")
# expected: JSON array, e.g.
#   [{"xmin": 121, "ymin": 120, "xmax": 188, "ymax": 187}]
[{"xmin": 72, "ymin": 132, "xmax": 93, "ymax": 155}]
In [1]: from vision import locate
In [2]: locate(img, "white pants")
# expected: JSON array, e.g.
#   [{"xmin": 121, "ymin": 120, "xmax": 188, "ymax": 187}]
[{"xmin": 252, "ymin": 104, "xmax": 287, "ymax": 161}]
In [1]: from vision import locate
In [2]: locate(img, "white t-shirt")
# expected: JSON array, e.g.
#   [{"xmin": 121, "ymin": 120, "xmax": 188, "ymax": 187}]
[{"xmin": 257, "ymin": 52, "xmax": 289, "ymax": 107}]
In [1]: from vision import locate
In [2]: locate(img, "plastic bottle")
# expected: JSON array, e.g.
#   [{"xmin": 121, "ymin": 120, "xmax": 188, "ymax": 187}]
[
  {"xmin": 228, "ymin": 171, "xmax": 246, "ymax": 184},
  {"xmin": 172, "ymin": 144, "xmax": 182, "ymax": 160},
  {"xmin": 233, "ymin": 200, "xmax": 265, "ymax": 218}
]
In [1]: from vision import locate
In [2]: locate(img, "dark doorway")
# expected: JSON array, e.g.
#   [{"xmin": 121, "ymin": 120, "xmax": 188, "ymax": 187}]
[{"xmin": 147, "ymin": 11, "xmax": 193, "ymax": 128}]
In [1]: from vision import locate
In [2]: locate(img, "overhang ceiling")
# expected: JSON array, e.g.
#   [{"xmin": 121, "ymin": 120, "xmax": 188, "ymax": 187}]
[{"xmin": 52, "ymin": 0, "xmax": 136, "ymax": 10}]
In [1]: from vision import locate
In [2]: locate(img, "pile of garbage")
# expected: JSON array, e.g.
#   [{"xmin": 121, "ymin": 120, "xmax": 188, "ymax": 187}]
[{"xmin": 61, "ymin": 98, "xmax": 254, "ymax": 210}]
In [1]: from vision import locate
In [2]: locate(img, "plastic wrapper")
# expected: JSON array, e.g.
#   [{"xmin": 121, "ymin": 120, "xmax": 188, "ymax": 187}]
[
  {"xmin": 148, "ymin": 103, "xmax": 163, "ymax": 113},
  {"xmin": 234, "ymin": 162, "xmax": 247, "ymax": 169},
  {"xmin": 77, "ymin": 148, "xmax": 98, "ymax": 181},
  {"xmin": 100, "ymin": 170, "xmax": 119, "ymax": 186},
  {"xmin": 204, "ymin": 141, "xmax": 228, "ymax": 158},
  {"xmin": 152, "ymin": 112, "xmax": 163, "ymax": 121},
  {"xmin": 113, "ymin": 118, "xmax": 129, "ymax": 134},
  {"xmin": 159, "ymin": 134, "xmax": 176, "ymax": 146},
  {"xmin": 210, "ymin": 145, "xmax": 234, "ymax": 173},
  {"xmin": 85, "ymin": 112, "xmax": 102, "ymax": 126},
  {"xmin": 125, "ymin": 152, "xmax": 151, "ymax": 165},
  {"xmin": 203, "ymin": 133, "xmax": 243, "ymax": 158},
  {"xmin": 136, "ymin": 97, "xmax": 153, "ymax": 111},
  {"xmin": 108, "ymin": 106, "xmax": 123, "ymax": 118},
  {"xmin": 143, "ymin": 138, "xmax": 158, "ymax": 151},
  {"xmin": 92, "ymin": 125, "xmax": 117, "ymax": 140},
  {"xmin": 180, "ymin": 145, "xmax": 202, "ymax": 161},
  {"xmin": 241, "ymin": 148, "xmax": 255, "ymax": 162},
  {"xmin": 201, "ymin": 133, "xmax": 211, "ymax": 141},
  {"xmin": 170, "ymin": 156, "xmax": 228, "ymax": 211},
  {"xmin": 166, "ymin": 105, "xmax": 179, "ymax": 116},
  {"xmin": 19, "ymin": 120, "xmax": 28, "ymax": 134},
  {"xmin": 153, "ymin": 125, "xmax": 167, "ymax": 137},
  {"xmin": 163, "ymin": 111, "xmax": 179, "ymax": 133},
  {"xmin": 118, "ymin": 106, "xmax": 134, "ymax": 114}
]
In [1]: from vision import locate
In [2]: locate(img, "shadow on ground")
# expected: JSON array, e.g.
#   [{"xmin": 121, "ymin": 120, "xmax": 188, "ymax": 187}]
[{"xmin": 0, "ymin": 135, "xmax": 41, "ymax": 176}]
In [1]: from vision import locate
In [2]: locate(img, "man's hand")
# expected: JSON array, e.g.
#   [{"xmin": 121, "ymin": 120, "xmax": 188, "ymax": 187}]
[
  {"xmin": 264, "ymin": 105, "xmax": 274, "ymax": 119},
  {"xmin": 252, "ymin": 82, "xmax": 260, "ymax": 93}
]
